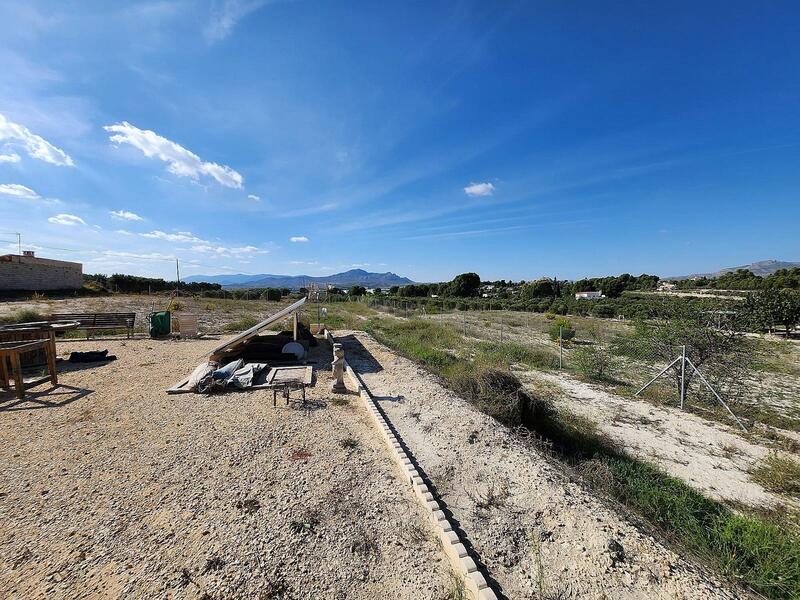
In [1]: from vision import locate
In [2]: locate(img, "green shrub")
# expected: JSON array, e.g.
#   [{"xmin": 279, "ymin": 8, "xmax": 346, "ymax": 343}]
[
  {"xmin": 572, "ymin": 344, "xmax": 617, "ymax": 381},
  {"xmin": 165, "ymin": 299, "xmax": 184, "ymax": 312},
  {"xmin": 548, "ymin": 317, "xmax": 575, "ymax": 342}
]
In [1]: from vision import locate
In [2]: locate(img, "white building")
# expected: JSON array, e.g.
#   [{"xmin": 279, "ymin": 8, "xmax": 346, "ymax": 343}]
[{"xmin": 575, "ymin": 290, "xmax": 603, "ymax": 300}]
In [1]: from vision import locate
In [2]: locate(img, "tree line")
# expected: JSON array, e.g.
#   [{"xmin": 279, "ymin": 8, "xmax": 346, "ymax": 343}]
[{"xmin": 672, "ymin": 268, "xmax": 800, "ymax": 290}]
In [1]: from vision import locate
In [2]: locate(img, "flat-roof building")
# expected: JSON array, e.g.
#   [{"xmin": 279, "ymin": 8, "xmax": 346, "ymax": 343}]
[{"xmin": 0, "ymin": 252, "xmax": 83, "ymax": 291}]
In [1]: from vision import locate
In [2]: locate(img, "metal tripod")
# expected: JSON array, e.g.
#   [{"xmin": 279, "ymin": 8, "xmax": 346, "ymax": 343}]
[{"xmin": 635, "ymin": 345, "xmax": 746, "ymax": 431}]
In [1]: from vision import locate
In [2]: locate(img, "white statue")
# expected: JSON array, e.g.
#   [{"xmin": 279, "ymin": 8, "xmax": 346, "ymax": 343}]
[{"xmin": 331, "ymin": 343, "xmax": 346, "ymax": 393}]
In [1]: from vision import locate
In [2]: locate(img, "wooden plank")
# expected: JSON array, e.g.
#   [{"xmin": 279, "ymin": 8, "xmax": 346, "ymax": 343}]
[
  {"xmin": 208, "ymin": 297, "xmax": 306, "ymax": 358},
  {"xmin": 166, "ymin": 374, "xmax": 194, "ymax": 394}
]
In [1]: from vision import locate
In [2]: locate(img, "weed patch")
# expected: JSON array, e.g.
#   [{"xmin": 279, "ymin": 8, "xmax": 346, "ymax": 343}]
[
  {"xmin": 222, "ymin": 314, "xmax": 260, "ymax": 332},
  {"xmin": 0, "ymin": 308, "xmax": 46, "ymax": 324},
  {"xmin": 752, "ymin": 454, "xmax": 800, "ymax": 497}
]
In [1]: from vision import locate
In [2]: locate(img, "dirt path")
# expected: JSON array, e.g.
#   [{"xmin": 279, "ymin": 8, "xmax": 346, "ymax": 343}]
[
  {"xmin": 338, "ymin": 330, "xmax": 741, "ymax": 600},
  {"xmin": 524, "ymin": 371, "xmax": 798, "ymax": 512},
  {"xmin": 0, "ymin": 338, "xmax": 449, "ymax": 599}
]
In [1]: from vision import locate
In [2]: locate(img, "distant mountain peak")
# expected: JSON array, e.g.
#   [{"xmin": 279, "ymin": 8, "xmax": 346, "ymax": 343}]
[
  {"xmin": 183, "ymin": 269, "xmax": 414, "ymax": 289},
  {"xmin": 669, "ymin": 259, "xmax": 800, "ymax": 280}
]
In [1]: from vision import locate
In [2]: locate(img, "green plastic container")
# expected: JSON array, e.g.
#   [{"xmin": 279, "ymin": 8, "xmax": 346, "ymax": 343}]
[{"xmin": 148, "ymin": 311, "xmax": 171, "ymax": 338}]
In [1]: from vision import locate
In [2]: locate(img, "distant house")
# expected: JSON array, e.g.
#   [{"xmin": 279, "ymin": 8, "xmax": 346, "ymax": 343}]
[
  {"xmin": 658, "ymin": 281, "xmax": 677, "ymax": 292},
  {"xmin": 575, "ymin": 290, "xmax": 603, "ymax": 300},
  {"xmin": 0, "ymin": 251, "xmax": 83, "ymax": 291}
]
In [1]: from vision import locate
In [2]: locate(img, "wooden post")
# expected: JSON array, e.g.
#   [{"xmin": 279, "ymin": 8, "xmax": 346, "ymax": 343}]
[
  {"xmin": 46, "ymin": 335, "xmax": 58, "ymax": 385},
  {"xmin": 293, "ymin": 312, "xmax": 299, "ymax": 341},
  {"xmin": 12, "ymin": 353, "xmax": 24, "ymax": 399},
  {"xmin": 0, "ymin": 356, "xmax": 8, "ymax": 389}
]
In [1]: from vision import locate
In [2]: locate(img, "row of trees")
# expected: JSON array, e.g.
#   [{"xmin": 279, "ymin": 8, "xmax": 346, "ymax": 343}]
[
  {"xmin": 743, "ymin": 288, "xmax": 800, "ymax": 335},
  {"xmin": 385, "ymin": 272, "xmax": 660, "ymax": 300},
  {"xmin": 673, "ymin": 268, "xmax": 800, "ymax": 291},
  {"xmin": 389, "ymin": 272, "xmax": 483, "ymax": 298},
  {"xmin": 85, "ymin": 273, "xmax": 222, "ymax": 294}
]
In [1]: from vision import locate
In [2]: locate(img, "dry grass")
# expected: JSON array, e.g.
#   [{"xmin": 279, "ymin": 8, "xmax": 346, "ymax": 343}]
[{"xmin": 752, "ymin": 455, "xmax": 800, "ymax": 497}]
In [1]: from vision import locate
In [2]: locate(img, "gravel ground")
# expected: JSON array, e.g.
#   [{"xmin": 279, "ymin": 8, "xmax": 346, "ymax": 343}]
[
  {"xmin": 338, "ymin": 330, "xmax": 744, "ymax": 600},
  {"xmin": 0, "ymin": 337, "xmax": 449, "ymax": 599}
]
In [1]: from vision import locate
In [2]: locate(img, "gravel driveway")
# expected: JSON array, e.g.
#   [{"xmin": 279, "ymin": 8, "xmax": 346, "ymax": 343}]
[{"xmin": 0, "ymin": 337, "xmax": 449, "ymax": 599}]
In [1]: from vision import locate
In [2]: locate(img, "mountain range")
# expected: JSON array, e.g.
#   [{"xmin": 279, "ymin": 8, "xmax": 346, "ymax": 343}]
[
  {"xmin": 669, "ymin": 259, "xmax": 800, "ymax": 280},
  {"xmin": 183, "ymin": 268, "xmax": 414, "ymax": 289}
]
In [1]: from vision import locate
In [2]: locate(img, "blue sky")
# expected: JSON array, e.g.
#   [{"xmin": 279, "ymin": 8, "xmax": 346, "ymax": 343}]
[{"xmin": 1, "ymin": 1, "xmax": 798, "ymax": 282}]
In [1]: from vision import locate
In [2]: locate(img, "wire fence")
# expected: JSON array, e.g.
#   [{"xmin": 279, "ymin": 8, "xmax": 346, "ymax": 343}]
[{"xmin": 363, "ymin": 296, "xmax": 799, "ymax": 430}]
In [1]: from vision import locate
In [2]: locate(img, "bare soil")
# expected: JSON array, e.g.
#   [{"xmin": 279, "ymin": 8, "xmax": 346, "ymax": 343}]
[{"xmin": 524, "ymin": 370, "xmax": 799, "ymax": 512}]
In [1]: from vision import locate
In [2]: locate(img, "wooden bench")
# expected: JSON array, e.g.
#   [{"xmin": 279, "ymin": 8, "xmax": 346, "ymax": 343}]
[{"xmin": 49, "ymin": 313, "xmax": 136, "ymax": 338}]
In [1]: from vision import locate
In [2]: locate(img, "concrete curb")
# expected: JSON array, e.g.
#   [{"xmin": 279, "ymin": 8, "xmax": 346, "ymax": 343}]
[{"xmin": 325, "ymin": 330, "xmax": 497, "ymax": 600}]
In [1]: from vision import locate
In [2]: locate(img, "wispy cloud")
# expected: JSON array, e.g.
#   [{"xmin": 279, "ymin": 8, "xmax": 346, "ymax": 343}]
[
  {"xmin": 464, "ymin": 182, "xmax": 495, "ymax": 197},
  {"xmin": 110, "ymin": 209, "xmax": 144, "ymax": 221},
  {"xmin": 289, "ymin": 236, "xmax": 309, "ymax": 243},
  {"xmin": 0, "ymin": 183, "xmax": 38, "ymax": 199},
  {"xmin": 0, "ymin": 113, "xmax": 74, "ymax": 166},
  {"xmin": 205, "ymin": 0, "xmax": 270, "ymax": 43},
  {"xmin": 48, "ymin": 213, "xmax": 86, "ymax": 226},
  {"xmin": 115, "ymin": 229, "xmax": 134, "ymax": 235},
  {"xmin": 102, "ymin": 250, "xmax": 176, "ymax": 261},
  {"xmin": 0, "ymin": 152, "xmax": 21, "ymax": 163},
  {"xmin": 104, "ymin": 121, "xmax": 243, "ymax": 189},
  {"xmin": 140, "ymin": 230, "xmax": 206, "ymax": 243},
  {"xmin": 191, "ymin": 243, "xmax": 267, "ymax": 257},
  {"xmin": 247, "ymin": 193, "xmax": 261, "ymax": 201}
]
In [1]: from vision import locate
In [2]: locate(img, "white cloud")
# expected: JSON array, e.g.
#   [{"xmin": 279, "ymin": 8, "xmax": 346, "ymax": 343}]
[
  {"xmin": 463, "ymin": 182, "xmax": 495, "ymax": 197},
  {"xmin": 191, "ymin": 243, "xmax": 267, "ymax": 257},
  {"xmin": 104, "ymin": 121, "xmax": 243, "ymax": 189},
  {"xmin": 290, "ymin": 236, "xmax": 309, "ymax": 243},
  {"xmin": 247, "ymin": 194, "xmax": 261, "ymax": 201},
  {"xmin": 0, "ymin": 113, "xmax": 74, "ymax": 166},
  {"xmin": 0, "ymin": 153, "xmax": 21, "ymax": 163},
  {"xmin": 140, "ymin": 230, "xmax": 206, "ymax": 243},
  {"xmin": 0, "ymin": 183, "xmax": 38, "ymax": 199},
  {"xmin": 110, "ymin": 209, "xmax": 144, "ymax": 221},
  {"xmin": 205, "ymin": 0, "xmax": 269, "ymax": 43},
  {"xmin": 48, "ymin": 213, "xmax": 86, "ymax": 226},
  {"xmin": 102, "ymin": 250, "xmax": 175, "ymax": 261},
  {"xmin": 115, "ymin": 229, "xmax": 134, "ymax": 235}
]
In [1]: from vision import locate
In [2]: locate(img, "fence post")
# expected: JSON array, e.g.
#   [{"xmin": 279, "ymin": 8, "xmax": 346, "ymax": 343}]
[
  {"xmin": 463, "ymin": 312, "xmax": 467, "ymax": 337},
  {"xmin": 559, "ymin": 325, "xmax": 563, "ymax": 369},
  {"xmin": 679, "ymin": 344, "xmax": 686, "ymax": 410}
]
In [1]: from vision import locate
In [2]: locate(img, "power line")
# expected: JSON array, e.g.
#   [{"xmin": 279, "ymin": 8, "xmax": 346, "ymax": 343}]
[{"xmin": 1, "ymin": 235, "xmax": 258, "ymax": 275}]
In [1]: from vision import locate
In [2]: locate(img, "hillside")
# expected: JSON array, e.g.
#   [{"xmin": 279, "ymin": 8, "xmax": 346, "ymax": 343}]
[
  {"xmin": 670, "ymin": 259, "xmax": 800, "ymax": 280},
  {"xmin": 183, "ymin": 268, "xmax": 413, "ymax": 289}
]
